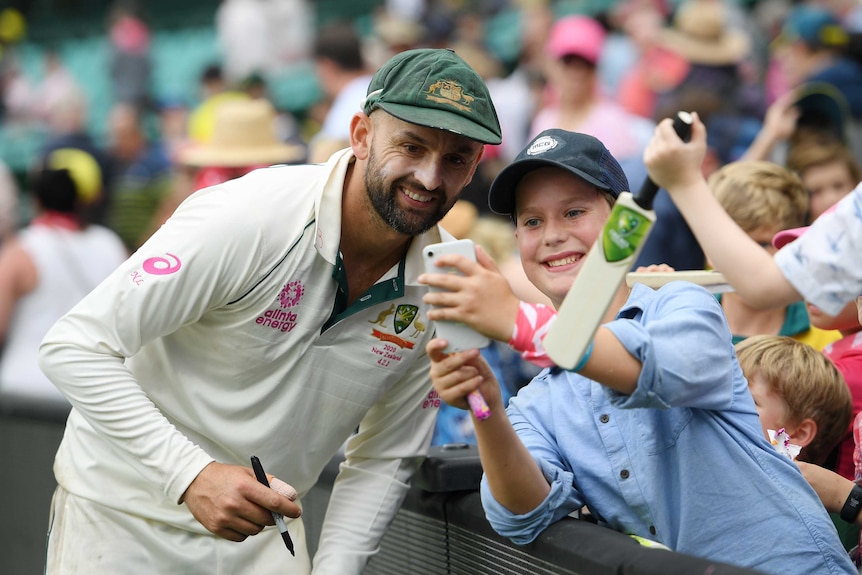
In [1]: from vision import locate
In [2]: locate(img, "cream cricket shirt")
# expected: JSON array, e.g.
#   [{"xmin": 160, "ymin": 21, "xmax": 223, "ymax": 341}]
[{"xmin": 39, "ymin": 149, "xmax": 444, "ymax": 572}]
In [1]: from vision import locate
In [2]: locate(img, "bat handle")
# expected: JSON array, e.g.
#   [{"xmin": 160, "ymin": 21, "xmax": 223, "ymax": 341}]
[
  {"xmin": 636, "ymin": 111, "xmax": 694, "ymax": 210},
  {"xmin": 467, "ymin": 389, "xmax": 491, "ymax": 421}
]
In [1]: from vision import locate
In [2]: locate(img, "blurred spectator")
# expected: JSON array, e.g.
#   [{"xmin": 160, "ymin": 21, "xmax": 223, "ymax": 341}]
[
  {"xmin": 186, "ymin": 63, "xmax": 249, "ymax": 145},
  {"xmin": 1, "ymin": 52, "xmax": 37, "ymax": 125},
  {"xmin": 309, "ymin": 21, "xmax": 372, "ymax": 162},
  {"xmin": 787, "ymin": 138, "xmax": 861, "ymax": 222},
  {"xmin": 155, "ymin": 96, "xmax": 190, "ymax": 162},
  {"xmin": 39, "ymin": 90, "xmax": 114, "ymax": 227},
  {"xmin": 216, "ymin": 0, "xmax": 271, "ymax": 84},
  {"xmin": 0, "ymin": 160, "xmax": 18, "ymax": 243},
  {"xmin": 773, "ymin": 4, "xmax": 862, "ymax": 119},
  {"xmin": 482, "ymin": 0, "xmax": 551, "ymax": 165},
  {"xmin": 266, "ymin": 0, "xmax": 313, "ymax": 66},
  {"xmin": 217, "ymin": 0, "xmax": 313, "ymax": 82},
  {"xmin": 0, "ymin": 160, "xmax": 127, "ymax": 403},
  {"xmin": 155, "ymin": 98, "xmax": 305, "ymax": 226},
  {"xmin": 365, "ymin": 8, "xmax": 427, "ymax": 70},
  {"xmin": 652, "ymin": 0, "xmax": 761, "ymax": 165},
  {"xmin": 531, "ymin": 14, "xmax": 654, "ymax": 188},
  {"xmin": 105, "ymin": 103, "xmax": 172, "ymax": 253},
  {"xmin": 107, "ymin": 0, "xmax": 152, "ymax": 110},
  {"xmin": 608, "ymin": 0, "xmax": 690, "ymax": 120},
  {"xmin": 34, "ymin": 49, "xmax": 83, "ymax": 123}
]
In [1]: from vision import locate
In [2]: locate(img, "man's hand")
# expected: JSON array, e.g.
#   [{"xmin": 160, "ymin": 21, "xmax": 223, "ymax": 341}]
[{"xmin": 182, "ymin": 461, "xmax": 301, "ymax": 542}]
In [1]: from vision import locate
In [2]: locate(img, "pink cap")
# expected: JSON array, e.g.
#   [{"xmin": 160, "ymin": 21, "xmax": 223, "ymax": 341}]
[
  {"xmin": 545, "ymin": 15, "xmax": 606, "ymax": 64},
  {"xmin": 772, "ymin": 203, "xmax": 838, "ymax": 249}
]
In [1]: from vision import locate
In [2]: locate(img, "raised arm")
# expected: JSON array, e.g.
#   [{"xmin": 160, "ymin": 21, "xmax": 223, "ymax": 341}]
[{"xmin": 643, "ymin": 112, "xmax": 803, "ymax": 309}]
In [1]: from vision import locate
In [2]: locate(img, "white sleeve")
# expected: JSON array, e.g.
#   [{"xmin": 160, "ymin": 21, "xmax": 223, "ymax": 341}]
[
  {"xmin": 775, "ymin": 185, "xmax": 862, "ymax": 316},
  {"xmin": 311, "ymin": 351, "xmax": 437, "ymax": 574},
  {"xmin": 38, "ymin": 185, "xmax": 272, "ymax": 502}
]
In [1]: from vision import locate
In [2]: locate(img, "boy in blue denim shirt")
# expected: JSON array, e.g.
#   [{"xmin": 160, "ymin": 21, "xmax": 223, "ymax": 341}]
[{"xmin": 419, "ymin": 128, "xmax": 856, "ymax": 574}]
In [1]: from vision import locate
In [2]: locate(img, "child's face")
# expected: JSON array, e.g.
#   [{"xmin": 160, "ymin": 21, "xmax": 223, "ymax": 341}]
[
  {"xmin": 514, "ymin": 167, "xmax": 611, "ymax": 308},
  {"xmin": 802, "ymin": 159, "xmax": 856, "ymax": 222},
  {"xmin": 857, "ymin": 296, "xmax": 862, "ymax": 327},
  {"xmin": 748, "ymin": 371, "xmax": 791, "ymax": 440},
  {"xmin": 807, "ymin": 299, "xmax": 861, "ymax": 335}
]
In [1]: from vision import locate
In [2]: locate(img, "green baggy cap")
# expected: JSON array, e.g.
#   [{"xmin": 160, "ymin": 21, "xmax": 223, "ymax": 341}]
[{"xmin": 362, "ymin": 48, "xmax": 502, "ymax": 145}]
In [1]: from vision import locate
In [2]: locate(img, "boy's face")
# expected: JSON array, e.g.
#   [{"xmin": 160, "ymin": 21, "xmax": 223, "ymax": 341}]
[
  {"xmin": 807, "ymin": 299, "xmax": 861, "ymax": 335},
  {"xmin": 746, "ymin": 225, "xmax": 781, "ymax": 255},
  {"xmin": 748, "ymin": 372, "xmax": 791, "ymax": 441},
  {"xmin": 513, "ymin": 167, "xmax": 611, "ymax": 308},
  {"xmin": 802, "ymin": 159, "xmax": 855, "ymax": 222},
  {"xmin": 856, "ymin": 296, "xmax": 862, "ymax": 327}
]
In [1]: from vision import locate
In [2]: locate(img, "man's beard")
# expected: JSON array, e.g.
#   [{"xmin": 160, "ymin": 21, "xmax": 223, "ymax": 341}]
[{"xmin": 364, "ymin": 149, "xmax": 453, "ymax": 236}]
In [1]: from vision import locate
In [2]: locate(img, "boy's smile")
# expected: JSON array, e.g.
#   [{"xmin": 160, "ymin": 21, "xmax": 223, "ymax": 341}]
[{"xmin": 513, "ymin": 167, "xmax": 611, "ymax": 308}]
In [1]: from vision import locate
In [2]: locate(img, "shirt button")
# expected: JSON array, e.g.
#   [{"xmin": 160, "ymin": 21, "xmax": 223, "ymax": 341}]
[
  {"xmin": 599, "ymin": 414, "xmax": 610, "ymax": 423},
  {"xmin": 620, "ymin": 469, "xmax": 630, "ymax": 479},
  {"xmin": 649, "ymin": 525, "xmax": 656, "ymax": 535}
]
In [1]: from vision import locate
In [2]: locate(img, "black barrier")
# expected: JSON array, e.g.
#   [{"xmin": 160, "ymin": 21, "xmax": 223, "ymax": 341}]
[{"xmin": 1, "ymin": 396, "xmax": 765, "ymax": 575}]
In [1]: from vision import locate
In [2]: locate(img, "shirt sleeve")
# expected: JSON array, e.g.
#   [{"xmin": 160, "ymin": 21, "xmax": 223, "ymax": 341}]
[
  {"xmin": 509, "ymin": 301, "xmax": 558, "ymax": 368},
  {"xmin": 38, "ymin": 182, "xmax": 274, "ymax": 503},
  {"xmin": 311, "ymin": 349, "xmax": 438, "ymax": 574},
  {"xmin": 479, "ymin": 394, "xmax": 585, "ymax": 545},
  {"xmin": 605, "ymin": 283, "xmax": 740, "ymax": 411},
  {"xmin": 775, "ymin": 186, "xmax": 862, "ymax": 316}
]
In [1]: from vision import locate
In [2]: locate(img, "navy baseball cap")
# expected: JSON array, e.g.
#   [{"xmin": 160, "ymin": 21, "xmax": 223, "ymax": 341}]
[{"xmin": 488, "ymin": 129, "xmax": 629, "ymax": 216}]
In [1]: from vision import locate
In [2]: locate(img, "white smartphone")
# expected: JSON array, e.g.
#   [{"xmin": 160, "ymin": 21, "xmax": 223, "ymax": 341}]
[{"xmin": 422, "ymin": 239, "xmax": 491, "ymax": 354}]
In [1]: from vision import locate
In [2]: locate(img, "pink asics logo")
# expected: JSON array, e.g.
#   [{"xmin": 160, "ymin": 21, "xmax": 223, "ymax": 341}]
[{"xmin": 142, "ymin": 253, "xmax": 182, "ymax": 275}]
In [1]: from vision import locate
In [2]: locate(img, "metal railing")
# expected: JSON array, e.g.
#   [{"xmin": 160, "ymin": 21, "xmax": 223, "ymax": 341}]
[{"xmin": 0, "ymin": 394, "xmax": 764, "ymax": 575}]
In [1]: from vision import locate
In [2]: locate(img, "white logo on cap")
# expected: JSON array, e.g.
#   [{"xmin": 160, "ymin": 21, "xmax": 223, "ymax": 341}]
[{"xmin": 526, "ymin": 136, "xmax": 558, "ymax": 156}]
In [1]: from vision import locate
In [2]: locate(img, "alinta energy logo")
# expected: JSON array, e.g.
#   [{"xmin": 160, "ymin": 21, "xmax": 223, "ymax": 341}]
[{"xmin": 256, "ymin": 280, "xmax": 304, "ymax": 333}]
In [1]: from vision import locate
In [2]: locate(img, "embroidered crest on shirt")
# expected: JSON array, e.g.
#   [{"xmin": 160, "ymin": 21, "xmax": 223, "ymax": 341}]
[
  {"xmin": 370, "ymin": 305, "xmax": 421, "ymax": 350},
  {"xmin": 369, "ymin": 305, "xmax": 424, "ymax": 368}
]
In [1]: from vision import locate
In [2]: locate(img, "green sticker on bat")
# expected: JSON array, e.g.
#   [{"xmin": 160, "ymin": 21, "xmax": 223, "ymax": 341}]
[{"xmin": 601, "ymin": 205, "xmax": 651, "ymax": 263}]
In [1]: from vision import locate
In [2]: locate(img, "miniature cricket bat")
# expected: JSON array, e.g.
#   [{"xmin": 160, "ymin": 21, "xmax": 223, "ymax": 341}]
[{"xmin": 541, "ymin": 111, "xmax": 693, "ymax": 369}]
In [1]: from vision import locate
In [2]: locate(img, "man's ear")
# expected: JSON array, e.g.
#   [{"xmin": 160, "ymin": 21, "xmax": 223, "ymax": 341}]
[
  {"xmin": 790, "ymin": 418, "xmax": 818, "ymax": 448},
  {"xmin": 349, "ymin": 112, "xmax": 371, "ymax": 160},
  {"xmin": 463, "ymin": 145, "xmax": 486, "ymax": 188}
]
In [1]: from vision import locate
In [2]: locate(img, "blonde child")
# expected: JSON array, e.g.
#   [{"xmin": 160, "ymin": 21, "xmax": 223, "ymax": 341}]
[
  {"xmin": 709, "ymin": 161, "xmax": 840, "ymax": 349},
  {"xmin": 735, "ymin": 334, "xmax": 851, "ymax": 467},
  {"xmin": 786, "ymin": 139, "xmax": 861, "ymax": 222}
]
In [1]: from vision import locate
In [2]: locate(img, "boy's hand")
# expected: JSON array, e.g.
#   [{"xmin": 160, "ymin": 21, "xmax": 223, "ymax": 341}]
[
  {"xmin": 643, "ymin": 111, "xmax": 708, "ymax": 195},
  {"xmin": 419, "ymin": 245, "xmax": 520, "ymax": 343},
  {"xmin": 427, "ymin": 339, "xmax": 503, "ymax": 413}
]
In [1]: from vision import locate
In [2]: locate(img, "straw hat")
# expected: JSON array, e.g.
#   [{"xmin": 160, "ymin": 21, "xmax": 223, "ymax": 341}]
[
  {"xmin": 656, "ymin": 0, "xmax": 750, "ymax": 66},
  {"xmin": 179, "ymin": 99, "xmax": 305, "ymax": 167}
]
